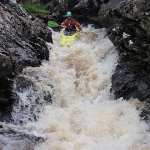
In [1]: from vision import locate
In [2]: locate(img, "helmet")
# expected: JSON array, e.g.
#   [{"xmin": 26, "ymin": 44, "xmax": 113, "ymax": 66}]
[{"xmin": 66, "ymin": 11, "xmax": 72, "ymax": 17}]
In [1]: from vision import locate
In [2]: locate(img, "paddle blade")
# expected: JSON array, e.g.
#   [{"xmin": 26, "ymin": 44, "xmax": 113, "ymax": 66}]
[{"xmin": 48, "ymin": 21, "xmax": 60, "ymax": 27}]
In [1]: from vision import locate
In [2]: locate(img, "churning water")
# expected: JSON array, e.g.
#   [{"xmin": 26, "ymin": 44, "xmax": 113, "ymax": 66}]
[{"xmin": 1, "ymin": 26, "xmax": 150, "ymax": 150}]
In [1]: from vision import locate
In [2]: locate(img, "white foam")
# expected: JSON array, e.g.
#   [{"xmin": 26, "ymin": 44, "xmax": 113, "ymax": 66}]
[{"xmin": 11, "ymin": 26, "xmax": 150, "ymax": 150}]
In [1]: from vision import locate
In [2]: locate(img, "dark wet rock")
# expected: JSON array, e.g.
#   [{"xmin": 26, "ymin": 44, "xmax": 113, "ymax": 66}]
[
  {"xmin": 12, "ymin": 74, "xmax": 52, "ymax": 124},
  {"xmin": 1, "ymin": 0, "xmax": 10, "ymax": 4},
  {"xmin": 72, "ymin": 0, "xmax": 101, "ymax": 17},
  {"xmin": 0, "ymin": 2, "xmax": 52, "ymax": 121},
  {"xmin": 11, "ymin": 63, "xmax": 53, "ymax": 124},
  {"xmin": 0, "ymin": 78, "xmax": 13, "ymax": 121},
  {"xmin": 15, "ymin": 76, "xmax": 36, "ymax": 93},
  {"xmin": 0, "ymin": 124, "xmax": 44, "ymax": 150},
  {"xmin": 140, "ymin": 107, "xmax": 150, "ymax": 121},
  {"xmin": 48, "ymin": 0, "xmax": 66, "ymax": 22},
  {"xmin": 102, "ymin": 0, "xmax": 150, "ymax": 103},
  {"xmin": 48, "ymin": 0, "xmax": 103, "ymax": 23},
  {"xmin": 112, "ymin": 61, "xmax": 150, "ymax": 102}
]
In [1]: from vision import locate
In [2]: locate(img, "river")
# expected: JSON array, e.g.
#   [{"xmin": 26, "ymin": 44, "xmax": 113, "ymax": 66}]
[{"xmin": 0, "ymin": 26, "xmax": 149, "ymax": 150}]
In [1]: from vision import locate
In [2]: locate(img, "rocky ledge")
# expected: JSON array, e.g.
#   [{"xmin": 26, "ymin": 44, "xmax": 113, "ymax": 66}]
[
  {"xmin": 0, "ymin": 1, "xmax": 52, "ymax": 121},
  {"xmin": 100, "ymin": 0, "xmax": 150, "ymax": 117},
  {"xmin": 101, "ymin": 0, "xmax": 150, "ymax": 102}
]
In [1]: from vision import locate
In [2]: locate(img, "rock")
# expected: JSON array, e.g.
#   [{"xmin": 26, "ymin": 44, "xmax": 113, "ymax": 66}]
[
  {"xmin": 112, "ymin": 61, "xmax": 150, "ymax": 102},
  {"xmin": 0, "ymin": 78, "xmax": 13, "ymax": 121},
  {"xmin": 0, "ymin": 2, "xmax": 52, "ymax": 121},
  {"xmin": 12, "ymin": 75, "xmax": 52, "ymax": 124},
  {"xmin": 48, "ymin": 0, "xmax": 102, "ymax": 23},
  {"xmin": 102, "ymin": 0, "xmax": 150, "ymax": 104},
  {"xmin": 48, "ymin": 0, "xmax": 66, "ymax": 22},
  {"xmin": 1, "ymin": 0, "xmax": 9, "ymax": 4},
  {"xmin": 0, "ymin": 124, "xmax": 44, "ymax": 150}
]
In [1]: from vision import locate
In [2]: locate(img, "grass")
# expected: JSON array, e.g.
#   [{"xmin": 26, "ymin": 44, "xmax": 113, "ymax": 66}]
[{"xmin": 20, "ymin": 2, "xmax": 49, "ymax": 18}]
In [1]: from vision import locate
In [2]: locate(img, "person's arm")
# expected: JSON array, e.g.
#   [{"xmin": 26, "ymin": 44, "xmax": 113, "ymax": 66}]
[
  {"xmin": 60, "ymin": 19, "xmax": 67, "ymax": 28},
  {"xmin": 74, "ymin": 21, "xmax": 82, "ymax": 31}
]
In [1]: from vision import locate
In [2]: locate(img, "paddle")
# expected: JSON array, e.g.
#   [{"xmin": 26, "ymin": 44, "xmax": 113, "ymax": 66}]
[
  {"xmin": 47, "ymin": 21, "xmax": 85, "ymax": 33},
  {"xmin": 48, "ymin": 21, "xmax": 60, "ymax": 27}
]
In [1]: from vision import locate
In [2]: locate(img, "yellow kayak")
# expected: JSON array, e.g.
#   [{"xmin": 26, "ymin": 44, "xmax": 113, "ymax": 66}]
[{"xmin": 60, "ymin": 30, "xmax": 79, "ymax": 46}]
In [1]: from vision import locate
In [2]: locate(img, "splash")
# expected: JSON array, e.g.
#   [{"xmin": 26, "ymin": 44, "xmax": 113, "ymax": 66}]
[{"xmin": 10, "ymin": 26, "xmax": 150, "ymax": 149}]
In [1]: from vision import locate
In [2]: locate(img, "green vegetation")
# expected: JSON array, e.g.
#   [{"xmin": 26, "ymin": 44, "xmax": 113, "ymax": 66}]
[
  {"xmin": 20, "ymin": 2, "xmax": 49, "ymax": 18},
  {"xmin": 48, "ymin": 21, "xmax": 59, "ymax": 27}
]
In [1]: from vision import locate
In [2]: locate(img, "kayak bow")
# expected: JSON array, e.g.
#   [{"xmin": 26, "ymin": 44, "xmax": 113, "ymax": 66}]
[{"xmin": 60, "ymin": 30, "xmax": 79, "ymax": 46}]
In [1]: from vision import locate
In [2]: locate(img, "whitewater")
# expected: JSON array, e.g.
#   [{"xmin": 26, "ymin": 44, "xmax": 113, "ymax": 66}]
[{"xmin": 1, "ymin": 26, "xmax": 150, "ymax": 150}]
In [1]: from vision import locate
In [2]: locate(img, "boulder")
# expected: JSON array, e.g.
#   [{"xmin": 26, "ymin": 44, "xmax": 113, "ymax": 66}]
[
  {"xmin": 12, "ymin": 75, "xmax": 52, "ymax": 124},
  {"xmin": 0, "ymin": 1, "xmax": 52, "ymax": 121},
  {"xmin": 48, "ymin": 0, "xmax": 102, "ymax": 23},
  {"xmin": 103, "ymin": 0, "xmax": 150, "ymax": 103}
]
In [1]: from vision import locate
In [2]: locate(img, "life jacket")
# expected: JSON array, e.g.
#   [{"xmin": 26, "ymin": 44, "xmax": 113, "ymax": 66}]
[
  {"xmin": 66, "ymin": 19, "xmax": 76, "ymax": 31},
  {"xmin": 61, "ymin": 18, "xmax": 81, "ymax": 31}
]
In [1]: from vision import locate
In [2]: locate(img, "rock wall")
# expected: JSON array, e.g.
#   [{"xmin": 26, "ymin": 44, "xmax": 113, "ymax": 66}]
[
  {"xmin": 0, "ymin": 1, "xmax": 52, "ymax": 121},
  {"xmin": 103, "ymin": 0, "xmax": 150, "ymax": 102},
  {"xmin": 48, "ymin": 0, "xmax": 102, "ymax": 23}
]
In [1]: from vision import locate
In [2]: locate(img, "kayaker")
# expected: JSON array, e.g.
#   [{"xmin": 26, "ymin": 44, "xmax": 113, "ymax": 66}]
[{"xmin": 61, "ymin": 11, "xmax": 82, "ymax": 35}]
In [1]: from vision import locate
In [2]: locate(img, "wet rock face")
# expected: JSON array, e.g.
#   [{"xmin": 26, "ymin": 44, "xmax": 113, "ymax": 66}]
[
  {"xmin": 0, "ymin": 124, "xmax": 44, "ymax": 150},
  {"xmin": 0, "ymin": 2, "xmax": 52, "ymax": 121},
  {"xmin": 48, "ymin": 0, "xmax": 66, "ymax": 22},
  {"xmin": 48, "ymin": 0, "xmax": 102, "ymax": 23},
  {"xmin": 112, "ymin": 60, "xmax": 150, "ymax": 103},
  {"xmin": 12, "ymin": 75, "xmax": 52, "ymax": 124},
  {"xmin": 104, "ymin": 0, "xmax": 150, "ymax": 103}
]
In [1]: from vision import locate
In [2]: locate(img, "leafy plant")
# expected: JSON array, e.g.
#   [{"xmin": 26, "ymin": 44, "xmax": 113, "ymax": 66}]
[{"xmin": 20, "ymin": 2, "xmax": 49, "ymax": 18}]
